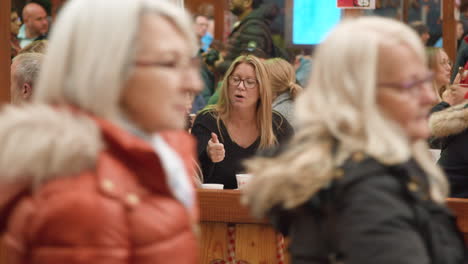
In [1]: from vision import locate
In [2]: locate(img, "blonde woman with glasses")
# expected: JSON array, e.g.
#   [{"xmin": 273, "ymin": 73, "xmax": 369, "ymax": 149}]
[
  {"xmin": 0, "ymin": 0, "xmax": 203, "ymax": 263},
  {"xmin": 191, "ymin": 55, "xmax": 293, "ymax": 189},
  {"xmin": 243, "ymin": 17, "xmax": 466, "ymax": 264}
]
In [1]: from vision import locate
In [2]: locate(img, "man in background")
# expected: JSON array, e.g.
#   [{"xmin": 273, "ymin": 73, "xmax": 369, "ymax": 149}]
[
  {"xmin": 409, "ymin": 21, "xmax": 430, "ymax": 46},
  {"xmin": 194, "ymin": 14, "xmax": 212, "ymax": 52},
  {"xmin": 17, "ymin": 2, "xmax": 49, "ymax": 48},
  {"xmin": 216, "ymin": 0, "xmax": 285, "ymax": 70},
  {"xmin": 10, "ymin": 53, "xmax": 43, "ymax": 104}
]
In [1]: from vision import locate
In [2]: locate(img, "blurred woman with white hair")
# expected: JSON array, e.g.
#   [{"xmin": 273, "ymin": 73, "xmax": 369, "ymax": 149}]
[
  {"xmin": 243, "ymin": 17, "xmax": 466, "ymax": 263},
  {"xmin": 0, "ymin": 0, "xmax": 202, "ymax": 263}
]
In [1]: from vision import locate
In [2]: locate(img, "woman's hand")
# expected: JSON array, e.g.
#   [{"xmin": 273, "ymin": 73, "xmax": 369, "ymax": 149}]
[
  {"xmin": 442, "ymin": 84, "xmax": 467, "ymax": 106},
  {"xmin": 207, "ymin": 133, "xmax": 225, "ymax": 163}
]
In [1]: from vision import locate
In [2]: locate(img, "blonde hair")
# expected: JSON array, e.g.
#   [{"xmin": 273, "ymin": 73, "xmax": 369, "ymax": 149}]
[
  {"xmin": 244, "ymin": 17, "xmax": 448, "ymax": 217},
  {"xmin": 426, "ymin": 47, "xmax": 447, "ymax": 102},
  {"xmin": 33, "ymin": 0, "xmax": 196, "ymax": 122},
  {"xmin": 205, "ymin": 55, "xmax": 276, "ymax": 149},
  {"xmin": 264, "ymin": 58, "xmax": 303, "ymax": 100}
]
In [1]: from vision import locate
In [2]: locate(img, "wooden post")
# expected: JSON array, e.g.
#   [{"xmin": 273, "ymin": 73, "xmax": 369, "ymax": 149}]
[
  {"xmin": 443, "ymin": 0, "xmax": 456, "ymax": 62},
  {"xmin": 0, "ymin": 0, "xmax": 11, "ymax": 105},
  {"xmin": 402, "ymin": 0, "xmax": 410, "ymax": 22},
  {"xmin": 342, "ymin": 9, "xmax": 365, "ymax": 18}
]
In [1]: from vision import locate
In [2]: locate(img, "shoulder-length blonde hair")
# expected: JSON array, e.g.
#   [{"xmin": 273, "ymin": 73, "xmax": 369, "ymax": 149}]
[
  {"xmin": 264, "ymin": 58, "xmax": 303, "ymax": 100},
  {"xmin": 206, "ymin": 55, "xmax": 276, "ymax": 149},
  {"xmin": 426, "ymin": 47, "xmax": 447, "ymax": 102},
  {"xmin": 33, "ymin": 0, "xmax": 196, "ymax": 121},
  {"xmin": 244, "ymin": 16, "xmax": 448, "ymax": 217}
]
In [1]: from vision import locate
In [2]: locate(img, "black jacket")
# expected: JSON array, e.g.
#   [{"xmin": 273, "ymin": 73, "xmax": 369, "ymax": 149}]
[
  {"xmin": 429, "ymin": 103, "xmax": 468, "ymax": 197},
  {"xmin": 270, "ymin": 156, "xmax": 466, "ymax": 264}
]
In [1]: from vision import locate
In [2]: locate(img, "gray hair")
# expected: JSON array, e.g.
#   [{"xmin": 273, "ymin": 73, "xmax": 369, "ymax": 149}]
[
  {"xmin": 34, "ymin": 0, "xmax": 196, "ymax": 120},
  {"xmin": 13, "ymin": 53, "xmax": 44, "ymax": 87}
]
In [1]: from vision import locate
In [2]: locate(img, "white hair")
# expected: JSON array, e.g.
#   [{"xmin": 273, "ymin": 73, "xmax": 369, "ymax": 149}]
[
  {"xmin": 170, "ymin": 0, "xmax": 184, "ymax": 8},
  {"xmin": 12, "ymin": 53, "xmax": 44, "ymax": 87},
  {"xmin": 243, "ymin": 16, "xmax": 448, "ymax": 217},
  {"xmin": 33, "ymin": 0, "xmax": 196, "ymax": 121}
]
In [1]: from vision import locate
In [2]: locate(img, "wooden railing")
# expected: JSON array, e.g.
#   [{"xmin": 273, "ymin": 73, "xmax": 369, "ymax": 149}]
[
  {"xmin": 197, "ymin": 189, "xmax": 289, "ymax": 264},
  {"xmin": 447, "ymin": 198, "xmax": 468, "ymax": 246},
  {"xmin": 197, "ymin": 191, "xmax": 468, "ymax": 264}
]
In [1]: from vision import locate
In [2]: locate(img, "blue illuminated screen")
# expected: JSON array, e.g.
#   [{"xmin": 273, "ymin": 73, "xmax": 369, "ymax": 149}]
[{"xmin": 293, "ymin": 0, "xmax": 342, "ymax": 45}]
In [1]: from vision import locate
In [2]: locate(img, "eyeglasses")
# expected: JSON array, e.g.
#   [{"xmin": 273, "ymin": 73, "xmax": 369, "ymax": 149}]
[
  {"xmin": 440, "ymin": 59, "xmax": 453, "ymax": 67},
  {"xmin": 378, "ymin": 71, "xmax": 434, "ymax": 96},
  {"xmin": 228, "ymin": 76, "xmax": 258, "ymax": 89},
  {"xmin": 135, "ymin": 57, "xmax": 200, "ymax": 71},
  {"xmin": 10, "ymin": 17, "xmax": 21, "ymax": 23}
]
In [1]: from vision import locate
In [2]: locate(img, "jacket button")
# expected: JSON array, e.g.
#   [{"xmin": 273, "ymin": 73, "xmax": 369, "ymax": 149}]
[
  {"xmin": 352, "ymin": 152, "xmax": 365, "ymax": 162},
  {"xmin": 334, "ymin": 168, "xmax": 344, "ymax": 179},
  {"xmin": 126, "ymin": 193, "xmax": 140, "ymax": 206},
  {"xmin": 407, "ymin": 181, "xmax": 419, "ymax": 192},
  {"xmin": 101, "ymin": 179, "xmax": 115, "ymax": 192}
]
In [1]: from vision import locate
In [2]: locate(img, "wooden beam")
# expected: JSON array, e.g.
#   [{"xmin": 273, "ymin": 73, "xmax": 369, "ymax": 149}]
[
  {"xmin": 402, "ymin": 0, "xmax": 410, "ymax": 23},
  {"xmin": 342, "ymin": 9, "xmax": 364, "ymax": 18},
  {"xmin": 184, "ymin": 0, "xmax": 226, "ymax": 42},
  {"xmin": 213, "ymin": 0, "xmax": 225, "ymax": 42},
  {"xmin": 0, "ymin": 0, "xmax": 11, "ymax": 105},
  {"xmin": 443, "ymin": 0, "xmax": 456, "ymax": 62}
]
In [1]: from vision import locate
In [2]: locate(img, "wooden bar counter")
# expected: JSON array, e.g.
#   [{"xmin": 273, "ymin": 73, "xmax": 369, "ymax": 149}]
[
  {"xmin": 197, "ymin": 191, "xmax": 468, "ymax": 263},
  {"xmin": 447, "ymin": 198, "xmax": 468, "ymax": 245},
  {"xmin": 197, "ymin": 189, "xmax": 289, "ymax": 264}
]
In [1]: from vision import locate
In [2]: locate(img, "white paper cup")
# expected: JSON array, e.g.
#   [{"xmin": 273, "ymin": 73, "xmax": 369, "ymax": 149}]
[
  {"xmin": 202, "ymin": 183, "xmax": 224, "ymax": 190},
  {"xmin": 236, "ymin": 174, "xmax": 252, "ymax": 189}
]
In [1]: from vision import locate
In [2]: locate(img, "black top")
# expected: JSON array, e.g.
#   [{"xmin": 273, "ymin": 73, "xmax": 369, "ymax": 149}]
[
  {"xmin": 271, "ymin": 156, "xmax": 466, "ymax": 264},
  {"xmin": 191, "ymin": 110, "xmax": 293, "ymax": 189}
]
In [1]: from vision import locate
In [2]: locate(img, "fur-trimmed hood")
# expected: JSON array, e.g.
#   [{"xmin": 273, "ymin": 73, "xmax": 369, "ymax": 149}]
[
  {"xmin": 0, "ymin": 104, "xmax": 102, "ymax": 186},
  {"xmin": 429, "ymin": 103, "xmax": 468, "ymax": 138}
]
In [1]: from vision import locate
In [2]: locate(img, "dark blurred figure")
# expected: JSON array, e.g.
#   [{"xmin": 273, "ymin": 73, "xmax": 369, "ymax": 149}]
[
  {"xmin": 216, "ymin": 0, "xmax": 287, "ymax": 71},
  {"xmin": 409, "ymin": 21, "xmax": 430, "ymax": 46},
  {"xmin": 10, "ymin": 10, "xmax": 21, "ymax": 59},
  {"xmin": 434, "ymin": 20, "xmax": 465, "ymax": 49},
  {"xmin": 451, "ymin": 1, "xmax": 468, "ymax": 82}
]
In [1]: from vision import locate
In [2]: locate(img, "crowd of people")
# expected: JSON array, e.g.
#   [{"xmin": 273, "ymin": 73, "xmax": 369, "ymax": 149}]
[{"xmin": 2, "ymin": 0, "xmax": 468, "ymax": 263}]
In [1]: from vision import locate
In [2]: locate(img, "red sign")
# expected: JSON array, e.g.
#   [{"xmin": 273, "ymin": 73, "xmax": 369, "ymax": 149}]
[{"xmin": 337, "ymin": 0, "xmax": 375, "ymax": 9}]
